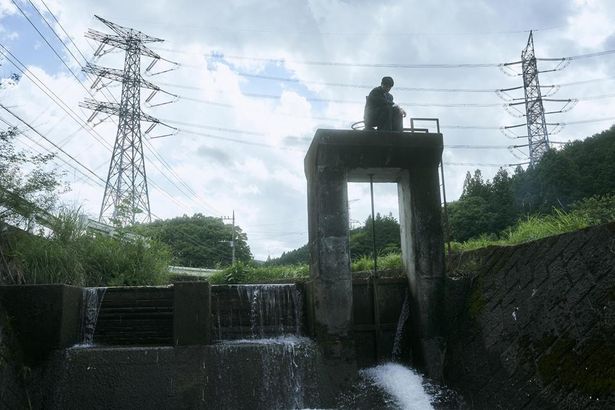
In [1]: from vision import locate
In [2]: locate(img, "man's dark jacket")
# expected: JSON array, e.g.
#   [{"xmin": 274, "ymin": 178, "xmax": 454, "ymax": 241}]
[{"xmin": 364, "ymin": 86, "xmax": 394, "ymax": 129}]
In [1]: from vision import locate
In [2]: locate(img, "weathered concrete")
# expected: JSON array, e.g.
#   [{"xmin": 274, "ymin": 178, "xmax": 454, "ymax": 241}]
[
  {"xmin": 0, "ymin": 284, "xmax": 82, "ymax": 364},
  {"xmin": 445, "ymin": 222, "xmax": 615, "ymax": 409},
  {"xmin": 39, "ymin": 340, "xmax": 322, "ymax": 410},
  {"xmin": 173, "ymin": 281, "xmax": 211, "ymax": 345},
  {"xmin": 304, "ymin": 128, "xmax": 446, "ymax": 380}
]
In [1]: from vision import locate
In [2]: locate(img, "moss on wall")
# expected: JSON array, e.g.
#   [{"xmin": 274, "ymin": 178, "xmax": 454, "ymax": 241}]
[{"xmin": 537, "ymin": 336, "xmax": 615, "ymax": 396}]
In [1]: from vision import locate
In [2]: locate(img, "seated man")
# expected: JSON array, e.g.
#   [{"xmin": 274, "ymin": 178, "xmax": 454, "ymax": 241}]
[{"xmin": 363, "ymin": 76, "xmax": 406, "ymax": 131}]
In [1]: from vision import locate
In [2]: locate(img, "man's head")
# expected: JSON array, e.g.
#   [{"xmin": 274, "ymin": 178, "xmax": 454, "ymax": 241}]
[{"xmin": 381, "ymin": 76, "xmax": 394, "ymax": 92}]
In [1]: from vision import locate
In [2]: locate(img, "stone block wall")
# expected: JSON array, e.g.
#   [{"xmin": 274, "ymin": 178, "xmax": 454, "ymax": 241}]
[{"xmin": 445, "ymin": 222, "xmax": 615, "ymax": 409}]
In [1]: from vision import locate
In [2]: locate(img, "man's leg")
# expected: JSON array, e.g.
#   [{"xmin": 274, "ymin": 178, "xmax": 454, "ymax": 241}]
[
  {"xmin": 376, "ymin": 107, "xmax": 393, "ymax": 131},
  {"xmin": 392, "ymin": 106, "xmax": 404, "ymax": 131}
]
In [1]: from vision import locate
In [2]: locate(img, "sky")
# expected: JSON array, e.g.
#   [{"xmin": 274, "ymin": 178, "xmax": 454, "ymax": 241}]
[{"xmin": 1, "ymin": 0, "xmax": 615, "ymax": 260}]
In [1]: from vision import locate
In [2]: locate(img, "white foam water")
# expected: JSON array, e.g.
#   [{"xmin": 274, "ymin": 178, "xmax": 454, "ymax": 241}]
[{"xmin": 361, "ymin": 363, "xmax": 434, "ymax": 410}]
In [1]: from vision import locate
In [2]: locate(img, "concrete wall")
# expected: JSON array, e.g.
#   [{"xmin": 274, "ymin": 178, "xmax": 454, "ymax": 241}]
[
  {"xmin": 0, "ymin": 284, "xmax": 82, "ymax": 364},
  {"xmin": 445, "ymin": 222, "xmax": 615, "ymax": 409},
  {"xmin": 39, "ymin": 342, "xmax": 322, "ymax": 410}
]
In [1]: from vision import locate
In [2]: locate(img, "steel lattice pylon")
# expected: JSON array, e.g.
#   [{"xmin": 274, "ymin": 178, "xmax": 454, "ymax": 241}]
[
  {"xmin": 521, "ymin": 31, "xmax": 550, "ymax": 166},
  {"xmin": 81, "ymin": 16, "xmax": 169, "ymax": 226}
]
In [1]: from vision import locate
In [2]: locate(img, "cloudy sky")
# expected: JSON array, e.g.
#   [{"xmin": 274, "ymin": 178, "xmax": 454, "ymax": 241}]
[{"xmin": 1, "ymin": 0, "xmax": 614, "ymax": 260}]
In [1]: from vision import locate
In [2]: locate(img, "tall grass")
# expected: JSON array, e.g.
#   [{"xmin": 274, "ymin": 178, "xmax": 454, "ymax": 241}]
[
  {"xmin": 451, "ymin": 207, "xmax": 594, "ymax": 252},
  {"xmin": 210, "ymin": 253, "xmax": 404, "ymax": 284},
  {"xmin": 351, "ymin": 253, "xmax": 403, "ymax": 273},
  {"xmin": 3, "ymin": 209, "xmax": 171, "ymax": 286},
  {"xmin": 210, "ymin": 261, "xmax": 308, "ymax": 284}
]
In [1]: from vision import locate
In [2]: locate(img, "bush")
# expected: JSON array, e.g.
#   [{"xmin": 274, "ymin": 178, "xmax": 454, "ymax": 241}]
[
  {"xmin": 4, "ymin": 209, "xmax": 171, "ymax": 286},
  {"xmin": 570, "ymin": 194, "xmax": 615, "ymax": 225}
]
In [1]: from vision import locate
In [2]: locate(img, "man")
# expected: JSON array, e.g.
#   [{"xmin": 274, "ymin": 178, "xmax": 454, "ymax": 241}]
[{"xmin": 363, "ymin": 76, "xmax": 406, "ymax": 131}]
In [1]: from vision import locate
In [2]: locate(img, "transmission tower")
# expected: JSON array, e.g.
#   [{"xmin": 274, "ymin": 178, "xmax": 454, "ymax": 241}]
[
  {"xmin": 501, "ymin": 31, "xmax": 575, "ymax": 165},
  {"xmin": 80, "ymin": 16, "xmax": 174, "ymax": 226},
  {"xmin": 521, "ymin": 31, "xmax": 550, "ymax": 166}
]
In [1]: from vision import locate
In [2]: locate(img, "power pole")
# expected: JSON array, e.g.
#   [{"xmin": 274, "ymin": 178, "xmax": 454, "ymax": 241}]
[
  {"xmin": 80, "ymin": 16, "xmax": 173, "ymax": 226},
  {"xmin": 521, "ymin": 31, "xmax": 550, "ymax": 166},
  {"xmin": 221, "ymin": 211, "xmax": 236, "ymax": 265}
]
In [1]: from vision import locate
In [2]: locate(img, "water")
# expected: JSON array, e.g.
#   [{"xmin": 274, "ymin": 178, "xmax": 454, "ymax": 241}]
[
  {"xmin": 362, "ymin": 363, "xmax": 434, "ymax": 409},
  {"xmin": 78, "ymin": 287, "xmax": 107, "ymax": 346},
  {"xmin": 215, "ymin": 284, "xmax": 303, "ymax": 340},
  {"xmin": 214, "ymin": 336, "xmax": 319, "ymax": 409},
  {"xmin": 392, "ymin": 289, "xmax": 410, "ymax": 361}
]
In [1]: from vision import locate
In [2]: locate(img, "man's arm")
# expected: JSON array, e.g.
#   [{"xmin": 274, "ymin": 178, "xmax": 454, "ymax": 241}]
[{"xmin": 367, "ymin": 87, "xmax": 393, "ymax": 107}]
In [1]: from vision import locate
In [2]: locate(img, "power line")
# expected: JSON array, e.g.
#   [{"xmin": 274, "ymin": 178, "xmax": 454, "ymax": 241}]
[
  {"xmin": 155, "ymin": 44, "xmax": 615, "ymax": 72},
  {"xmin": 10, "ymin": 0, "xmax": 99, "ymax": 100},
  {"xmin": 0, "ymin": 104, "xmax": 106, "ymax": 184},
  {"xmin": 173, "ymin": 128, "xmax": 302, "ymax": 152},
  {"xmin": 2, "ymin": 38, "xmax": 218, "ymax": 218},
  {"xmin": 145, "ymin": 23, "xmax": 565, "ymax": 39},
  {"xmin": 160, "ymin": 75, "xmax": 500, "ymax": 94},
  {"xmin": 0, "ymin": 44, "xmax": 114, "ymax": 152},
  {"xmin": 38, "ymin": 0, "xmax": 90, "ymax": 65},
  {"xmin": 28, "ymin": 2, "xmax": 215, "ymax": 214}
]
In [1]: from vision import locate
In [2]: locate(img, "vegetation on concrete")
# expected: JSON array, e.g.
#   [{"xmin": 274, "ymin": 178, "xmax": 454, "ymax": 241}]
[
  {"xmin": 3, "ymin": 209, "xmax": 171, "ymax": 286},
  {"xmin": 211, "ymin": 253, "xmax": 404, "ymax": 284},
  {"xmin": 0, "ymin": 124, "xmax": 172, "ymax": 286},
  {"xmin": 451, "ymin": 194, "xmax": 615, "ymax": 252}
]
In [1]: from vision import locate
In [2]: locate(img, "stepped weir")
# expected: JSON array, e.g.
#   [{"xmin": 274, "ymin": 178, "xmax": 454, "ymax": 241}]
[{"xmin": 0, "ymin": 128, "xmax": 459, "ymax": 409}]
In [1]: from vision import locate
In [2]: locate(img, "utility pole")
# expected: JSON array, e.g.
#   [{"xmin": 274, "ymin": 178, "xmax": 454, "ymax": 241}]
[
  {"xmin": 221, "ymin": 211, "xmax": 236, "ymax": 265},
  {"xmin": 80, "ymin": 16, "xmax": 174, "ymax": 226}
]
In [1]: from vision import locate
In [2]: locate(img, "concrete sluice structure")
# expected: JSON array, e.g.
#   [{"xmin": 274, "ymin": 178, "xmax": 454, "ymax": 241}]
[
  {"xmin": 305, "ymin": 128, "xmax": 446, "ymax": 384},
  {"xmin": 0, "ymin": 128, "xmax": 453, "ymax": 409}
]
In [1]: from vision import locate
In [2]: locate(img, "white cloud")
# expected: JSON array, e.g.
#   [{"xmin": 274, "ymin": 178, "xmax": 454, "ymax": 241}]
[{"xmin": 2, "ymin": 0, "xmax": 615, "ymax": 259}]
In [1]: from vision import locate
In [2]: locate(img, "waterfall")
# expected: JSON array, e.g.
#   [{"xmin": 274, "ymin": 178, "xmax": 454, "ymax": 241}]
[
  {"xmin": 391, "ymin": 289, "xmax": 410, "ymax": 361},
  {"xmin": 79, "ymin": 287, "xmax": 107, "ymax": 345},
  {"xmin": 214, "ymin": 284, "xmax": 303, "ymax": 340},
  {"xmin": 240, "ymin": 284, "xmax": 303, "ymax": 338},
  {"xmin": 360, "ymin": 363, "xmax": 434, "ymax": 410},
  {"xmin": 215, "ymin": 336, "xmax": 319, "ymax": 409}
]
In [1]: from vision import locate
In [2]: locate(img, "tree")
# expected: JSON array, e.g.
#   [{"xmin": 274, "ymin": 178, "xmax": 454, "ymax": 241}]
[
  {"xmin": 133, "ymin": 213, "xmax": 252, "ymax": 268},
  {"xmin": 448, "ymin": 196, "xmax": 497, "ymax": 242},
  {"xmin": 268, "ymin": 213, "xmax": 402, "ymax": 265},
  {"xmin": 0, "ymin": 127, "xmax": 64, "ymax": 229},
  {"xmin": 268, "ymin": 244, "xmax": 309, "ymax": 266},
  {"xmin": 350, "ymin": 213, "xmax": 401, "ymax": 259}
]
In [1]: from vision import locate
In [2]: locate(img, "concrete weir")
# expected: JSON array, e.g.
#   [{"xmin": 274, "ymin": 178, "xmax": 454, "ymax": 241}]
[{"xmin": 304, "ymin": 128, "xmax": 447, "ymax": 380}]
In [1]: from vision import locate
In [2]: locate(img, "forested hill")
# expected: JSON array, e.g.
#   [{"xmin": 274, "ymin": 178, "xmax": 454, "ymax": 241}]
[
  {"xmin": 448, "ymin": 125, "xmax": 615, "ymax": 241},
  {"xmin": 270, "ymin": 125, "xmax": 615, "ymax": 264}
]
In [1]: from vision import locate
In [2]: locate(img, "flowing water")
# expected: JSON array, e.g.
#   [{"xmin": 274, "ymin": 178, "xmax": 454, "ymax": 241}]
[
  {"xmin": 215, "ymin": 284, "xmax": 304, "ymax": 340},
  {"xmin": 78, "ymin": 287, "xmax": 107, "ymax": 346},
  {"xmin": 214, "ymin": 336, "xmax": 320, "ymax": 409},
  {"xmin": 392, "ymin": 289, "xmax": 410, "ymax": 362},
  {"xmin": 66, "ymin": 283, "xmax": 465, "ymax": 408}
]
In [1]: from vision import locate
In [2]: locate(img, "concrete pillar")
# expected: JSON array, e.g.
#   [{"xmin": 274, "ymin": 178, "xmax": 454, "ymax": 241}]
[
  {"xmin": 173, "ymin": 281, "xmax": 211, "ymax": 345},
  {"xmin": 307, "ymin": 165, "xmax": 354, "ymax": 351},
  {"xmin": 398, "ymin": 166, "xmax": 446, "ymax": 380}
]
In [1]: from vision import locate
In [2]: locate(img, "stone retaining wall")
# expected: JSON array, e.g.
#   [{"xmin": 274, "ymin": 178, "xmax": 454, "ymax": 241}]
[{"xmin": 445, "ymin": 222, "xmax": 615, "ymax": 409}]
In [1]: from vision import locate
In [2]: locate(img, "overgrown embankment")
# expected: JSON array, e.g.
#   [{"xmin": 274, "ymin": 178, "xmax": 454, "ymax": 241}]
[{"xmin": 445, "ymin": 222, "xmax": 615, "ymax": 409}]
